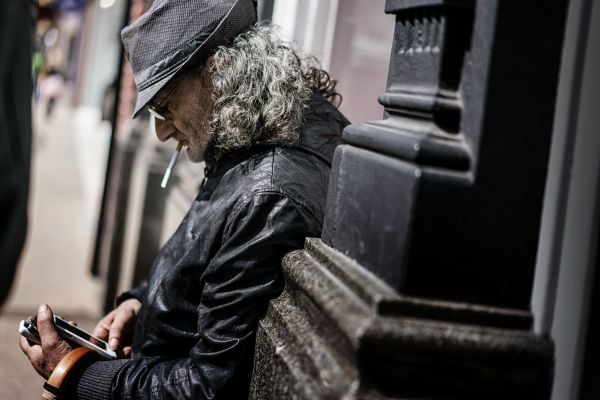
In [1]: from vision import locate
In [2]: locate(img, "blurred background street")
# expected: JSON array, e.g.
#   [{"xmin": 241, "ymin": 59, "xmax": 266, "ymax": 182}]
[
  {"xmin": 1, "ymin": 1, "xmax": 123, "ymax": 395},
  {"xmin": 0, "ymin": 98, "xmax": 107, "ymax": 398}
]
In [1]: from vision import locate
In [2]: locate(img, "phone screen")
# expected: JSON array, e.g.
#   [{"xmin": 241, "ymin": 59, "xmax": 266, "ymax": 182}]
[{"xmin": 54, "ymin": 317, "xmax": 109, "ymax": 351}]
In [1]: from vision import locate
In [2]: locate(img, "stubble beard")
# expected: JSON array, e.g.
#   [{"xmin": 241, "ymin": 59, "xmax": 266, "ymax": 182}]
[
  {"xmin": 185, "ymin": 127, "xmax": 211, "ymax": 162},
  {"xmin": 185, "ymin": 93, "xmax": 214, "ymax": 163}
]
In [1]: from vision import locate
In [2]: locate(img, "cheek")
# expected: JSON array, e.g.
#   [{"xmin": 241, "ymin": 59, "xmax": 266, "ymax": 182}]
[
  {"xmin": 197, "ymin": 96, "xmax": 213, "ymax": 124},
  {"xmin": 196, "ymin": 81, "xmax": 214, "ymax": 118}
]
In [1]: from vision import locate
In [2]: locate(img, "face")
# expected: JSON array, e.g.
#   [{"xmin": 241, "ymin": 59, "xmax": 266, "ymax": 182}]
[{"xmin": 150, "ymin": 65, "xmax": 214, "ymax": 162}]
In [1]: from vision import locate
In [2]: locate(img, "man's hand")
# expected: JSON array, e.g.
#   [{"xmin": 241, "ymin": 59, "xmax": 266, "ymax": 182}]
[
  {"xmin": 20, "ymin": 304, "xmax": 73, "ymax": 379},
  {"xmin": 92, "ymin": 298, "xmax": 142, "ymax": 358}
]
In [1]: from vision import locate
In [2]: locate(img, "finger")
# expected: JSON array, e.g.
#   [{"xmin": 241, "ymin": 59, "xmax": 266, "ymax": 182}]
[
  {"xmin": 68, "ymin": 320, "xmax": 78, "ymax": 326},
  {"xmin": 36, "ymin": 304, "xmax": 62, "ymax": 349},
  {"xmin": 108, "ymin": 312, "xmax": 130, "ymax": 350},
  {"xmin": 92, "ymin": 322, "xmax": 109, "ymax": 340},
  {"xmin": 92, "ymin": 311, "xmax": 115, "ymax": 340},
  {"xmin": 121, "ymin": 346, "xmax": 133, "ymax": 358},
  {"xmin": 20, "ymin": 335, "xmax": 32, "ymax": 353},
  {"xmin": 19, "ymin": 335, "xmax": 43, "ymax": 360}
]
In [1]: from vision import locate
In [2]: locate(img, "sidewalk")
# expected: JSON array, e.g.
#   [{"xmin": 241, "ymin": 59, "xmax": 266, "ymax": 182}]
[{"xmin": 0, "ymin": 99, "xmax": 106, "ymax": 398}]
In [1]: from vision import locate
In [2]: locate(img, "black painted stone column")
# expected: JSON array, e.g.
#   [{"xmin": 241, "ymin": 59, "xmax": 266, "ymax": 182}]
[{"xmin": 250, "ymin": 0, "xmax": 568, "ymax": 398}]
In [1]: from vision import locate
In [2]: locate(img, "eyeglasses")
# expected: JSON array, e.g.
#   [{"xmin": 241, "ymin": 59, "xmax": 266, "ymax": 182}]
[
  {"xmin": 147, "ymin": 69, "xmax": 191, "ymax": 121},
  {"xmin": 147, "ymin": 78, "xmax": 181, "ymax": 121}
]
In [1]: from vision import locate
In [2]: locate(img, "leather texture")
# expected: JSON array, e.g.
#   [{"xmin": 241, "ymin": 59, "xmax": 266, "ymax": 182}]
[{"xmin": 71, "ymin": 94, "xmax": 349, "ymax": 399}]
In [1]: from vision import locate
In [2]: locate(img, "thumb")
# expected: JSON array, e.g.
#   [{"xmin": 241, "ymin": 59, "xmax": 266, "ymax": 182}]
[
  {"xmin": 108, "ymin": 313, "xmax": 128, "ymax": 351},
  {"xmin": 37, "ymin": 304, "xmax": 62, "ymax": 348}
]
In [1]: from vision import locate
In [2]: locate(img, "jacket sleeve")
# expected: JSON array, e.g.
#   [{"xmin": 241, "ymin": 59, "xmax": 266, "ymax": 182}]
[
  {"xmin": 115, "ymin": 285, "xmax": 147, "ymax": 306},
  {"xmin": 69, "ymin": 192, "xmax": 321, "ymax": 399}
]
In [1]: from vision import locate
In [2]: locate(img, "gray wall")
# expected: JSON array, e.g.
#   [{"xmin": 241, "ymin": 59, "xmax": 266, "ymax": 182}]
[
  {"xmin": 79, "ymin": 0, "xmax": 127, "ymax": 109},
  {"xmin": 532, "ymin": 0, "xmax": 600, "ymax": 398}
]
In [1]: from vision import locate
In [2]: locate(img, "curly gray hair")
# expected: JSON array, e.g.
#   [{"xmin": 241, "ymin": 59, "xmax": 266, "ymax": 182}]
[{"xmin": 206, "ymin": 24, "xmax": 340, "ymax": 154}]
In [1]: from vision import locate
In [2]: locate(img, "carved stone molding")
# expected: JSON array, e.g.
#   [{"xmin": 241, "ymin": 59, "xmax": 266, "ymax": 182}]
[
  {"xmin": 323, "ymin": 0, "xmax": 569, "ymax": 310},
  {"xmin": 250, "ymin": 238, "xmax": 554, "ymax": 399}
]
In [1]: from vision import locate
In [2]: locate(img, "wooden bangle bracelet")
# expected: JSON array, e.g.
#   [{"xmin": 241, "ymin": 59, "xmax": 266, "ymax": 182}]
[{"xmin": 42, "ymin": 347, "xmax": 99, "ymax": 400}]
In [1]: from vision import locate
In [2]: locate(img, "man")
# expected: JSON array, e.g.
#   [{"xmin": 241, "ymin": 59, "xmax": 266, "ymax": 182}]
[{"xmin": 21, "ymin": 0, "xmax": 348, "ymax": 398}]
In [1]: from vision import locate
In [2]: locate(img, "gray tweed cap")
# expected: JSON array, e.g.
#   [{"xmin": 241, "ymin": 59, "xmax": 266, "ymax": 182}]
[{"xmin": 121, "ymin": 0, "xmax": 257, "ymax": 118}]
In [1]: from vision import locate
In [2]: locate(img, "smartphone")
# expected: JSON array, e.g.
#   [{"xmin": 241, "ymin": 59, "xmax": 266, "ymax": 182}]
[
  {"xmin": 19, "ymin": 315, "xmax": 117, "ymax": 359},
  {"xmin": 19, "ymin": 319, "xmax": 41, "ymax": 345}
]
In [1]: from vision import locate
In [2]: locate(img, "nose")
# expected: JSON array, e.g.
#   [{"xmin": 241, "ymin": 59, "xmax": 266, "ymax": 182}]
[{"xmin": 154, "ymin": 118, "xmax": 176, "ymax": 142}]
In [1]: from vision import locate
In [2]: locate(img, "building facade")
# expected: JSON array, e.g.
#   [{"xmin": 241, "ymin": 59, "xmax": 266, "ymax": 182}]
[{"xmin": 91, "ymin": 1, "xmax": 600, "ymax": 398}]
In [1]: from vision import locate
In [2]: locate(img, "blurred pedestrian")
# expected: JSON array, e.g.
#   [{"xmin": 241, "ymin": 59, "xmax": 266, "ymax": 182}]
[
  {"xmin": 0, "ymin": 0, "xmax": 33, "ymax": 307},
  {"xmin": 40, "ymin": 67, "xmax": 65, "ymax": 118}
]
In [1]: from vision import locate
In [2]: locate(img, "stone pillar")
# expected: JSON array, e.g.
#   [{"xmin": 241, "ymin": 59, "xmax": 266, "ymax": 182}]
[{"xmin": 251, "ymin": 0, "xmax": 568, "ymax": 398}]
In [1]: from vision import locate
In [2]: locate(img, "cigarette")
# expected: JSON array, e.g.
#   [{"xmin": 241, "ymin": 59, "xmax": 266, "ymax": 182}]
[{"xmin": 161, "ymin": 142, "xmax": 183, "ymax": 189}]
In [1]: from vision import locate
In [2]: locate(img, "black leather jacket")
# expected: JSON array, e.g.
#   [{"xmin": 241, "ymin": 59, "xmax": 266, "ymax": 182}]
[{"xmin": 70, "ymin": 94, "xmax": 348, "ymax": 399}]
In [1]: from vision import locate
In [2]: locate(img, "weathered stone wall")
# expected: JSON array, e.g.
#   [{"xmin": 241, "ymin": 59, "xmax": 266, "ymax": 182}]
[
  {"xmin": 250, "ymin": 0, "xmax": 568, "ymax": 398},
  {"xmin": 250, "ymin": 239, "xmax": 554, "ymax": 399}
]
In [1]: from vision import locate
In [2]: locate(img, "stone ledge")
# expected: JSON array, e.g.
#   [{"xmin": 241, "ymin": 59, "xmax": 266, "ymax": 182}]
[
  {"xmin": 302, "ymin": 238, "xmax": 533, "ymax": 330},
  {"xmin": 250, "ymin": 239, "xmax": 553, "ymax": 399}
]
